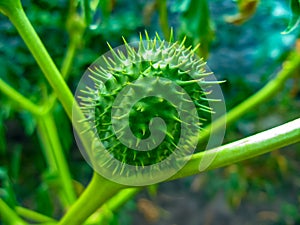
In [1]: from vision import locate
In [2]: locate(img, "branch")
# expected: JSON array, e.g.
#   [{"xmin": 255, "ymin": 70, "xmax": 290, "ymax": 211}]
[
  {"xmin": 57, "ymin": 173, "xmax": 125, "ymax": 225},
  {"xmin": 16, "ymin": 206, "xmax": 57, "ymax": 223},
  {"xmin": 0, "ymin": 79, "xmax": 41, "ymax": 115},
  {"xmin": 171, "ymin": 118, "xmax": 300, "ymax": 180},
  {"xmin": 199, "ymin": 50, "xmax": 300, "ymax": 143},
  {"xmin": 0, "ymin": 199, "xmax": 27, "ymax": 225},
  {"xmin": 6, "ymin": 2, "xmax": 74, "ymax": 119}
]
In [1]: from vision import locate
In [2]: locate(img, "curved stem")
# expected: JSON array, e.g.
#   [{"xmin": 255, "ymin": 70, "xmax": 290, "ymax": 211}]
[
  {"xmin": 7, "ymin": 4, "xmax": 74, "ymax": 119},
  {"xmin": 172, "ymin": 117, "xmax": 300, "ymax": 180},
  {"xmin": 0, "ymin": 79, "xmax": 41, "ymax": 115},
  {"xmin": 85, "ymin": 187, "xmax": 141, "ymax": 224},
  {"xmin": 16, "ymin": 206, "xmax": 57, "ymax": 223},
  {"xmin": 58, "ymin": 173, "xmax": 125, "ymax": 225},
  {"xmin": 0, "ymin": 199, "xmax": 27, "ymax": 225},
  {"xmin": 199, "ymin": 50, "xmax": 300, "ymax": 143},
  {"xmin": 6, "ymin": 1, "xmax": 94, "ymax": 168}
]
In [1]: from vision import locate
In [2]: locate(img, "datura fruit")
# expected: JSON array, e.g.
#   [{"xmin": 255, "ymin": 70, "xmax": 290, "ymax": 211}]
[{"xmin": 75, "ymin": 31, "xmax": 222, "ymax": 185}]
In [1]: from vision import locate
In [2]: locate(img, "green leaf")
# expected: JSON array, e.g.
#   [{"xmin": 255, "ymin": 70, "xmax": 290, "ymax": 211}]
[
  {"xmin": 224, "ymin": 0, "xmax": 259, "ymax": 25},
  {"xmin": 282, "ymin": 0, "xmax": 300, "ymax": 34},
  {"xmin": 79, "ymin": 0, "xmax": 110, "ymax": 30}
]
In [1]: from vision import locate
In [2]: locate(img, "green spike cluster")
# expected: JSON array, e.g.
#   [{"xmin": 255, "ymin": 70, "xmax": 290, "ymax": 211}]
[{"xmin": 79, "ymin": 31, "xmax": 218, "ymax": 174}]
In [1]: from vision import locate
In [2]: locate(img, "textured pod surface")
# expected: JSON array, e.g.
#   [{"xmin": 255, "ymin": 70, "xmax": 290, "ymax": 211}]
[{"xmin": 73, "ymin": 32, "xmax": 224, "ymax": 185}]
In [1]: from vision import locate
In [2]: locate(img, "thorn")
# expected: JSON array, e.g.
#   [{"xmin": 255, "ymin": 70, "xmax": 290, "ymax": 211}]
[
  {"xmin": 89, "ymin": 67, "xmax": 108, "ymax": 80},
  {"xmin": 144, "ymin": 30, "xmax": 151, "ymax": 49},
  {"xmin": 169, "ymin": 27, "xmax": 174, "ymax": 43},
  {"xmin": 139, "ymin": 33, "xmax": 146, "ymax": 54},
  {"xmin": 200, "ymin": 97, "xmax": 222, "ymax": 102},
  {"xmin": 151, "ymin": 36, "xmax": 157, "ymax": 51},
  {"xmin": 122, "ymin": 36, "xmax": 136, "ymax": 57},
  {"xmin": 179, "ymin": 36, "xmax": 187, "ymax": 48},
  {"xmin": 155, "ymin": 31, "xmax": 161, "ymax": 41},
  {"xmin": 144, "ymin": 30, "xmax": 150, "ymax": 41},
  {"xmin": 112, "ymin": 163, "xmax": 119, "ymax": 175},
  {"xmin": 192, "ymin": 43, "xmax": 201, "ymax": 53},
  {"xmin": 107, "ymin": 42, "xmax": 122, "ymax": 63}
]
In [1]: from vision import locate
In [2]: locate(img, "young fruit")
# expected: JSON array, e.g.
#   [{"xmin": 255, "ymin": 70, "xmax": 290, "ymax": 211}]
[{"xmin": 75, "ymin": 31, "xmax": 220, "ymax": 185}]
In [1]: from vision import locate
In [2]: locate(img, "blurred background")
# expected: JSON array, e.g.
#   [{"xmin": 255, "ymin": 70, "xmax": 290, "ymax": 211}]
[{"xmin": 0, "ymin": 0, "xmax": 299, "ymax": 224}]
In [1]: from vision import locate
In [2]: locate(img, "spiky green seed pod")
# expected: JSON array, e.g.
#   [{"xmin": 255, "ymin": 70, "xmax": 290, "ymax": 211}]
[{"xmin": 75, "ymin": 31, "xmax": 222, "ymax": 185}]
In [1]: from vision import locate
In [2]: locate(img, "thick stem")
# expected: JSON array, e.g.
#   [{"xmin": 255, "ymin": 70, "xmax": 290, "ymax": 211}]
[
  {"xmin": 0, "ymin": 199, "xmax": 27, "ymax": 225},
  {"xmin": 172, "ymin": 118, "xmax": 300, "ymax": 180},
  {"xmin": 7, "ymin": 5, "xmax": 74, "ymax": 119},
  {"xmin": 86, "ymin": 188, "xmax": 141, "ymax": 224},
  {"xmin": 58, "ymin": 173, "xmax": 125, "ymax": 225},
  {"xmin": 7, "ymin": 1, "xmax": 95, "ymax": 169}
]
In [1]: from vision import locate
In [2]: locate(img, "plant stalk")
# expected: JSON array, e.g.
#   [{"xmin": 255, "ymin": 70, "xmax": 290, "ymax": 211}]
[
  {"xmin": 7, "ymin": 3, "xmax": 74, "ymax": 119},
  {"xmin": 199, "ymin": 50, "xmax": 300, "ymax": 143},
  {"xmin": 0, "ymin": 199, "xmax": 27, "ymax": 225},
  {"xmin": 39, "ymin": 113, "xmax": 77, "ymax": 206},
  {"xmin": 58, "ymin": 173, "xmax": 125, "ymax": 225},
  {"xmin": 16, "ymin": 206, "xmax": 57, "ymax": 223},
  {"xmin": 85, "ymin": 187, "xmax": 141, "ymax": 224},
  {"xmin": 172, "ymin": 117, "xmax": 300, "ymax": 180},
  {"xmin": 0, "ymin": 79, "xmax": 41, "ymax": 115}
]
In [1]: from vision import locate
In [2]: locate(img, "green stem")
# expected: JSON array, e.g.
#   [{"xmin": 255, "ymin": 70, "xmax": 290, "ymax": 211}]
[
  {"xmin": 6, "ymin": 0, "xmax": 94, "ymax": 167},
  {"xmin": 172, "ymin": 117, "xmax": 300, "ymax": 180},
  {"xmin": 0, "ymin": 199, "xmax": 27, "ymax": 225},
  {"xmin": 199, "ymin": 50, "xmax": 300, "ymax": 143},
  {"xmin": 0, "ymin": 79, "xmax": 41, "ymax": 115},
  {"xmin": 102, "ymin": 188, "xmax": 140, "ymax": 214},
  {"xmin": 16, "ymin": 206, "xmax": 57, "ymax": 223},
  {"xmin": 36, "ymin": 119, "xmax": 58, "ymax": 172},
  {"xmin": 61, "ymin": 39, "xmax": 77, "ymax": 80},
  {"xmin": 58, "ymin": 173, "xmax": 125, "ymax": 225},
  {"xmin": 38, "ymin": 113, "xmax": 77, "ymax": 206},
  {"xmin": 5, "ymin": 3, "xmax": 88, "ymax": 208},
  {"xmin": 45, "ymin": 38, "xmax": 79, "ymax": 114},
  {"xmin": 85, "ymin": 187, "xmax": 141, "ymax": 225},
  {"xmin": 7, "ymin": 3, "xmax": 74, "ymax": 119}
]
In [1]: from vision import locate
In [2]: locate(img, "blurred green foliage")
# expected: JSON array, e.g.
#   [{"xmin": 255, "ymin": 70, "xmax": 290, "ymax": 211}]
[{"xmin": 0, "ymin": 0, "xmax": 299, "ymax": 224}]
